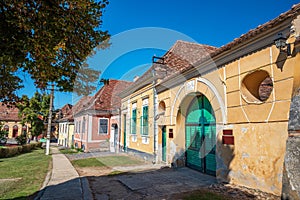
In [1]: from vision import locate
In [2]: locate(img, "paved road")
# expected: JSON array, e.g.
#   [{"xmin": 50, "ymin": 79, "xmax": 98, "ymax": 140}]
[{"xmin": 88, "ymin": 167, "xmax": 217, "ymax": 200}]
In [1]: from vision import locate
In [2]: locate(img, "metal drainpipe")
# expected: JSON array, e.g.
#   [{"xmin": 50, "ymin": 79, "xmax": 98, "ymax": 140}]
[
  {"xmin": 117, "ymin": 108, "xmax": 121, "ymax": 154},
  {"xmin": 152, "ymin": 69, "xmax": 158, "ymax": 164}
]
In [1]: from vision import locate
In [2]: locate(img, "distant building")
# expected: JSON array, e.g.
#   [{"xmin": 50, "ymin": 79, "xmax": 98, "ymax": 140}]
[
  {"xmin": 0, "ymin": 103, "xmax": 29, "ymax": 139},
  {"xmin": 57, "ymin": 104, "xmax": 74, "ymax": 147},
  {"xmin": 73, "ymin": 80, "xmax": 132, "ymax": 152}
]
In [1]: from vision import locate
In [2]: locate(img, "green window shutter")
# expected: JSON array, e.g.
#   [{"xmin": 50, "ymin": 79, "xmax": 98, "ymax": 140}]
[
  {"xmin": 131, "ymin": 109, "xmax": 136, "ymax": 134},
  {"xmin": 142, "ymin": 106, "xmax": 148, "ymax": 135}
]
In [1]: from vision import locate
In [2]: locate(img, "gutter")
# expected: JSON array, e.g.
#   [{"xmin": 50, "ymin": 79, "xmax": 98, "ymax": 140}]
[
  {"xmin": 152, "ymin": 69, "xmax": 158, "ymax": 163},
  {"xmin": 156, "ymin": 22, "xmax": 292, "ymax": 93}
]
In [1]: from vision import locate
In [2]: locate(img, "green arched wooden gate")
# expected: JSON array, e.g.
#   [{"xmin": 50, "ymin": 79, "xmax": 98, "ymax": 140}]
[{"xmin": 185, "ymin": 95, "xmax": 216, "ymax": 176}]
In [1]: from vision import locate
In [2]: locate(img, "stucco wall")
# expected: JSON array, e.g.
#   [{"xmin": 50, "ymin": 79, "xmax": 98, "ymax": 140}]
[
  {"xmin": 120, "ymin": 85, "xmax": 155, "ymax": 155},
  {"xmin": 157, "ymin": 42, "xmax": 297, "ymax": 195}
]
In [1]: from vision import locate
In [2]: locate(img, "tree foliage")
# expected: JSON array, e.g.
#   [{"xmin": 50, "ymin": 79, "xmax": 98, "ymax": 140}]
[
  {"xmin": 17, "ymin": 92, "xmax": 50, "ymax": 137},
  {"xmin": 74, "ymin": 63, "xmax": 101, "ymax": 96},
  {"xmin": 0, "ymin": 0, "xmax": 110, "ymax": 101},
  {"xmin": 0, "ymin": 123, "xmax": 8, "ymax": 144}
]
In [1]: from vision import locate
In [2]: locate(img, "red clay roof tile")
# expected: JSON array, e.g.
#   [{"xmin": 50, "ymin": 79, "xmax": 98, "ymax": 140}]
[{"xmin": 0, "ymin": 103, "xmax": 20, "ymax": 121}]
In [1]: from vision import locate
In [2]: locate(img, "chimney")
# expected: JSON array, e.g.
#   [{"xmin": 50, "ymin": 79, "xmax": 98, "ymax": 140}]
[{"xmin": 133, "ymin": 76, "xmax": 139, "ymax": 82}]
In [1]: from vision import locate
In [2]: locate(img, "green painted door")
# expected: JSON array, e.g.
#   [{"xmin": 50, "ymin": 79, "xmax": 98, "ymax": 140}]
[
  {"xmin": 162, "ymin": 126, "xmax": 166, "ymax": 162},
  {"xmin": 186, "ymin": 95, "xmax": 216, "ymax": 176}
]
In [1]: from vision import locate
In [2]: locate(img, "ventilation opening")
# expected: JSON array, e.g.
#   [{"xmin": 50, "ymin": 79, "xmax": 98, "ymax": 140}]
[
  {"xmin": 241, "ymin": 70, "xmax": 273, "ymax": 104},
  {"xmin": 158, "ymin": 101, "xmax": 166, "ymax": 113}
]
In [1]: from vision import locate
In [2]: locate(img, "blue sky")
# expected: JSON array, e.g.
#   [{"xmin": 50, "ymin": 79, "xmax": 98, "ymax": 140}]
[{"xmin": 18, "ymin": 0, "xmax": 300, "ymax": 108}]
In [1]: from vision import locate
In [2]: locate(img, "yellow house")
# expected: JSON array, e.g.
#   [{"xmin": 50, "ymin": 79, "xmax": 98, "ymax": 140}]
[
  {"xmin": 119, "ymin": 41, "xmax": 216, "ymax": 160},
  {"xmin": 57, "ymin": 104, "xmax": 74, "ymax": 148},
  {"xmin": 0, "ymin": 103, "xmax": 29, "ymax": 139},
  {"xmin": 120, "ymin": 4, "xmax": 300, "ymax": 197}
]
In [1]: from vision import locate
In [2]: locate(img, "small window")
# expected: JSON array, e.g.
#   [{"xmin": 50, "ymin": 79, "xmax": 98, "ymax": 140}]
[
  {"xmin": 4, "ymin": 125, "xmax": 9, "ymax": 131},
  {"xmin": 82, "ymin": 117, "xmax": 86, "ymax": 133},
  {"xmin": 78, "ymin": 121, "xmax": 81, "ymax": 133},
  {"xmin": 99, "ymin": 118, "xmax": 108, "ymax": 134}
]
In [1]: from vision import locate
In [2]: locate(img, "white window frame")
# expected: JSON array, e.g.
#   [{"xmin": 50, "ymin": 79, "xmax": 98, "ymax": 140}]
[
  {"xmin": 98, "ymin": 118, "xmax": 109, "ymax": 135},
  {"xmin": 82, "ymin": 117, "xmax": 86, "ymax": 133},
  {"xmin": 141, "ymin": 98, "xmax": 149, "ymax": 136},
  {"xmin": 131, "ymin": 102, "xmax": 137, "ymax": 135}
]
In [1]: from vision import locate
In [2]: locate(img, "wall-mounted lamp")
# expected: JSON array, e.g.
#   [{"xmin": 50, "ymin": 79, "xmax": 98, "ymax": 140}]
[{"xmin": 274, "ymin": 33, "xmax": 291, "ymax": 56}]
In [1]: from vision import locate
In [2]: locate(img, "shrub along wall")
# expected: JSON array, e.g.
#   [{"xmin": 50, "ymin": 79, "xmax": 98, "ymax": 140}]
[{"xmin": 0, "ymin": 143, "xmax": 42, "ymax": 158}]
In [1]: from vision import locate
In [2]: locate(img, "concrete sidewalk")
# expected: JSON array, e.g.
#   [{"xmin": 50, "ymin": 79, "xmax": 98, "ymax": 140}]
[{"xmin": 35, "ymin": 147, "xmax": 92, "ymax": 200}]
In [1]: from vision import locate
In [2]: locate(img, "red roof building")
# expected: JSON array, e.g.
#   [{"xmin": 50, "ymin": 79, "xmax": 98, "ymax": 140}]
[
  {"xmin": 73, "ymin": 80, "xmax": 132, "ymax": 152},
  {"xmin": 0, "ymin": 103, "xmax": 28, "ymax": 138}
]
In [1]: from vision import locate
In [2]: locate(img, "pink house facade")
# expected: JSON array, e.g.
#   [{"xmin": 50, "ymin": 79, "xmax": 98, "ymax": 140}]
[{"xmin": 73, "ymin": 80, "xmax": 131, "ymax": 152}]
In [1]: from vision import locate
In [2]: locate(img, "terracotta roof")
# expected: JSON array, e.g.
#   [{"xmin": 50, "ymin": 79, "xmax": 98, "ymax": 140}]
[
  {"xmin": 60, "ymin": 104, "xmax": 72, "ymax": 116},
  {"xmin": 87, "ymin": 80, "xmax": 132, "ymax": 111},
  {"xmin": 58, "ymin": 111, "xmax": 74, "ymax": 122},
  {"xmin": 72, "ymin": 96, "xmax": 93, "ymax": 115},
  {"xmin": 131, "ymin": 40, "xmax": 217, "ymax": 88},
  {"xmin": 0, "ymin": 103, "xmax": 20, "ymax": 121},
  {"xmin": 74, "ymin": 80, "xmax": 132, "ymax": 115},
  {"xmin": 57, "ymin": 104, "xmax": 74, "ymax": 122},
  {"xmin": 158, "ymin": 3, "xmax": 300, "ymax": 87}
]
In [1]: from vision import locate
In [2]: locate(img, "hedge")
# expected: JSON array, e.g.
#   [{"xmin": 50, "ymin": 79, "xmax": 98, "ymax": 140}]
[{"xmin": 0, "ymin": 142, "xmax": 43, "ymax": 158}]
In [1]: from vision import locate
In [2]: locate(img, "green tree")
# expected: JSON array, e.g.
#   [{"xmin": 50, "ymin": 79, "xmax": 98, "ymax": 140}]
[
  {"xmin": 17, "ymin": 93, "xmax": 50, "ymax": 139},
  {"xmin": 74, "ymin": 63, "xmax": 101, "ymax": 96},
  {"xmin": 0, "ymin": 0, "xmax": 110, "ymax": 101},
  {"xmin": 0, "ymin": 123, "xmax": 8, "ymax": 144}
]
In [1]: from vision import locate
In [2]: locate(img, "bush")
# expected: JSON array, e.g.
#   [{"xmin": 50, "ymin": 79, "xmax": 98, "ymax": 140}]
[
  {"xmin": 35, "ymin": 142, "xmax": 42, "ymax": 148},
  {"xmin": 21, "ymin": 144, "xmax": 32, "ymax": 153},
  {"xmin": 76, "ymin": 148, "xmax": 84, "ymax": 152},
  {"xmin": 15, "ymin": 135, "xmax": 27, "ymax": 145},
  {"xmin": 0, "ymin": 146, "xmax": 21, "ymax": 158},
  {"xmin": 0, "ymin": 143, "xmax": 43, "ymax": 158}
]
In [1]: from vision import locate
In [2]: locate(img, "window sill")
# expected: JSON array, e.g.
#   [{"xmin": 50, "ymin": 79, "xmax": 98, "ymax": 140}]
[
  {"xmin": 131, "ymin": 135, "xmax": 137, "ymax": 142},
  {"xmin": 141, "ymin": 136, "xmax": 150, "ymax": 144}
]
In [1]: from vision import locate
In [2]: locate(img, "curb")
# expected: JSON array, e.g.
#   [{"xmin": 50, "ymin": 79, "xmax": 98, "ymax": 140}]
[
  {"xmin": 81, "ymin": 177, "xmax": 93, "ymax": 200},
  {"xmin": 34, "ymin": 155, "xmax": 53, "ymax": 200}
]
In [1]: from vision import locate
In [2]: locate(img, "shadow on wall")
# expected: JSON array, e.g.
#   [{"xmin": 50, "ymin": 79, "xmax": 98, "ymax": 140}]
[
  {"xmin": 171, "ymin": 92, "xmax": 235, "ymax": 182},
  {"xmin": 216, "ymin": 139, "xmax": 235, "ymax": 183},
  {"xmin": 171, "ymin": 148, "xmax": 186, "ymax": 167},
  {"xmin": 169, "ymin": 134, "xmax": 235, "ymax": 183}
]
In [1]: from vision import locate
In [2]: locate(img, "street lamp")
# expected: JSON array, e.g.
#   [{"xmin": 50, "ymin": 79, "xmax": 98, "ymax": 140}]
[{"xmin": 274, "ymin": 33, "xmax": 291, "ymax": 56}]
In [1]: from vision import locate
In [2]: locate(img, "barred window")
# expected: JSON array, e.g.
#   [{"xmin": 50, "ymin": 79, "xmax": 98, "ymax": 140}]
[{"xmin": 99, "ymin": 118, "xmax": 108, "ymax": 134}]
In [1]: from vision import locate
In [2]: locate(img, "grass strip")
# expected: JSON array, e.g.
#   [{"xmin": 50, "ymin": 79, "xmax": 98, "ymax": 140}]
[{"xmin": 0, "ymin": 149, "xmax": 51, "ymax": 199}]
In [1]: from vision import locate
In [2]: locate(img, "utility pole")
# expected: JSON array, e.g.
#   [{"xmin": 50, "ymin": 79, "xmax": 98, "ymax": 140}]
[{"xmin": 45, "ymin": 84, "xmax": 54, "ymax": 155}]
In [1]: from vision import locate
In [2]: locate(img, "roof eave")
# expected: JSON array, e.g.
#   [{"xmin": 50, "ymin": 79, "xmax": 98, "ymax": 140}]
[{"xmin": 157, "ymin": 15, "xmax": 294, "ymax": 92}]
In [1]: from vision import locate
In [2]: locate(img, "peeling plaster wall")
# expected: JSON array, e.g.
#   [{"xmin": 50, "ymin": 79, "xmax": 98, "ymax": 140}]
[{"xmin": 282, "ymin": 136, "xmax": 300, "ymax": 200}]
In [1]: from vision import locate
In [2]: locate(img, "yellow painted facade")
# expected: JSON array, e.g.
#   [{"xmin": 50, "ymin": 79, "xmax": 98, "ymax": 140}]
[
  {"xmin": 58, "ymin": 122, "xmax": 74, "ymax": 148},
  {"xmin": 1, "ymin": 121, "xmax": 29, "ymax": 138},
  {"xmin": 120, "ymin": 84, "xmax": 155, "ymax": 156},
  {"xmin": 120, "ymin": 6, "xmax": 300, "ymax": 196}
]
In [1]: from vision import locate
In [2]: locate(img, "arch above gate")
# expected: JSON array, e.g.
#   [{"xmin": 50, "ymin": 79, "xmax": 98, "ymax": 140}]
[{"xmin": 170, "ymin": 77, "xmax": 227, "ymax": 125}]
